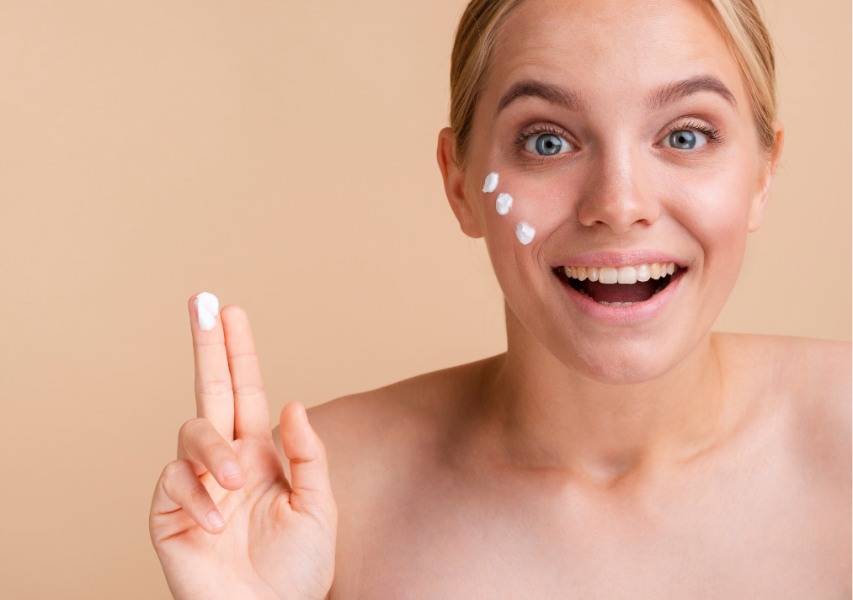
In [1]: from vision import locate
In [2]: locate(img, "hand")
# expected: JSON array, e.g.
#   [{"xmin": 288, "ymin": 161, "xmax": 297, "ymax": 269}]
[{"xmin": 149, "ymin": 296, "xmax": 337, "ymax": 600}]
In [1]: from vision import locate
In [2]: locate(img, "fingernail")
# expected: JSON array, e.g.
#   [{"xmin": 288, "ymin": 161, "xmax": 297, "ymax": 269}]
[
  {"xmin": 207, "ymin": 509, "xmax": 225, "ymax": 529},
  {"xmin": 222, "ymin": 461, "xmax": 242, "ymax": 480}
]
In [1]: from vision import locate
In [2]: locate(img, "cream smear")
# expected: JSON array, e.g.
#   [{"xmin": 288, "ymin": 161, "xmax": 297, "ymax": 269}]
[
  {"xmin": 195, "ymin": 292, "xmax": 219, "ymax": 331},
  {"xmin": 482, "ymin": 172, "xmax": 499, "ymax": 193},
  {"xmin": 515, "ymin": 222, "xmax": 535, "ymax": 245},
  {"xmin": 496, "ymin": 192, "xmax": 513, "ymax": 215}
]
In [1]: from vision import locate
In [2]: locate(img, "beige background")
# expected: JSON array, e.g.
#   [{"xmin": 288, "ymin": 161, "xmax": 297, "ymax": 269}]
[{"xmin": 0, "ymin": 0, "xmax": 849, "ymax": 597}]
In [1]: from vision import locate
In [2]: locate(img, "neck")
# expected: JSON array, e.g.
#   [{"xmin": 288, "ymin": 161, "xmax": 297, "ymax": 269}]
[{"xmin": 482, "ymin": 308, "xmax": 729, "ymax": 483}]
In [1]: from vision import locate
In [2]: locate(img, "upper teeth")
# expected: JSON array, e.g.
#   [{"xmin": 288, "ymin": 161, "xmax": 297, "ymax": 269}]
[{"xmin": 564, "ymin": 262, "xmax": 677, "ymax": 283}]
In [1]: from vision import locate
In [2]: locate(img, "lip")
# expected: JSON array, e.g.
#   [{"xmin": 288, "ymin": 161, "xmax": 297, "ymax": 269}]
[
  {"xmin": 554, "ymin": 250, "xmax": 687, "ymax": 269},
  {"xmin": 557, "ymin": 264, "xmax": 686, "ymax": 323}
]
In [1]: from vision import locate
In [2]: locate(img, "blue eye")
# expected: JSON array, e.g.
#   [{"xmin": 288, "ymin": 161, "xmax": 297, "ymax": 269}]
[
  {"xmin": 524, "ymin": 133, "xmax": 572, "ymax": 156},
  {"xmin": 663, "ymin": 129, "xmax": 708, "ymax": 150}
]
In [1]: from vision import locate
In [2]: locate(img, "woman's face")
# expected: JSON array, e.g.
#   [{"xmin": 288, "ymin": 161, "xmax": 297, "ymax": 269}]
[{"xmin": 443, "ymin": 0, "xmax": 781, "ymax": 383}]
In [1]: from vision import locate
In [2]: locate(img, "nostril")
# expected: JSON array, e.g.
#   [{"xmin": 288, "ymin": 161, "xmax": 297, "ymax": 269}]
[{"xmin": 576, "ymin": 190, "xmax": 661, "ymax": 233}]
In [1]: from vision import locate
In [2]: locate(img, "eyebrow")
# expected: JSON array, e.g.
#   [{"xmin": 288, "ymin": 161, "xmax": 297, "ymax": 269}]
[
  {"xmin": 647, "ymin": 76, "xmax": 737, "ymax": 111},
  {"xmin": 495, "ymin": 80, "xmax": 588, "ymax": 117},
  {"xmin": 494, "ymin": 75, "xmax": 737, "ymax": 120}
]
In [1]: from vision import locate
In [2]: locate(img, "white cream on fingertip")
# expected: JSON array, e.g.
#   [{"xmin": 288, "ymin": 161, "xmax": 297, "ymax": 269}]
[
  {"xmin": 515, "ymin": 221, "xmax": 535, "ymax": 245},
  {"xmin": 482, "ymin": 172, "xmax": 499, "ymax": 193},
  {"xmin": 495, "ymin": 192, "xmax": 513, "ymax": 215},
  {"xmin": 194, "ymin": 292, "xmax": 219, "ymax": 331}
]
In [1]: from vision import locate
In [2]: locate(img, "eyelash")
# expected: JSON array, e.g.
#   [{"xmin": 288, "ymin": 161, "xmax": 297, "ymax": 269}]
[
  {"xmin": 513, "ymin": 120, "xmax": 723, "ymax": 153},
  {"xmin": 664, "ymin": 119, "xmax": 722, "ymax": 144},
  {"xmin": 514, "ymin": 124, "xmax": 570, "ymax": 148}
]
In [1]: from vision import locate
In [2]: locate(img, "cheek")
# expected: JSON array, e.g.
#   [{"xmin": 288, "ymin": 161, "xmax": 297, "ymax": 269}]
[
  {"xmin": 477, "ymin": 168, "xmax": 574, "ymax": 246},
  {"xmin": 663, "ymin": 159, "xmax": 756, "ymax": 289},
  {"xmin": 475, "ymin": 167, "xmax": 574, "ymax": 282}
]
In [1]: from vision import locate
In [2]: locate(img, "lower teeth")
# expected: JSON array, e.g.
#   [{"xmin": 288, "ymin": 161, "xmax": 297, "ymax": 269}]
[
  {"xmin": 592, "ymin": 284, "xmax": 667, "ymax": 306},
  {"xmin": 568, "ymin": 272, "xmax": 671, "ymax": 306}
]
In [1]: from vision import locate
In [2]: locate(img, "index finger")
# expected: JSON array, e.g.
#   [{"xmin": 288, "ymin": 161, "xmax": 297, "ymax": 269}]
[{"xmin": 189, "ymin": 292, "xmax": 235, "ymax": 441}]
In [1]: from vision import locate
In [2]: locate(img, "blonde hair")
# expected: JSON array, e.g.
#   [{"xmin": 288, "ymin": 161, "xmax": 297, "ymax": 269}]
[{"xmin": 449, "ymin": 0, "xmax": 778, "ymax": 164}]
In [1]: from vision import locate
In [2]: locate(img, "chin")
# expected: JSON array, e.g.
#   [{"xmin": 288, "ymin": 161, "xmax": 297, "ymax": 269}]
[{"xmin": 526, "ymin": 309, "xmax": 712, "ymax": 386}]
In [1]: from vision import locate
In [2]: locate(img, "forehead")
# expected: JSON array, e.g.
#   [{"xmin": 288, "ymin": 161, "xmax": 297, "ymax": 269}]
[{"xmin": 487, "ymin": 0, "xmax": 745, "ymax": 107}]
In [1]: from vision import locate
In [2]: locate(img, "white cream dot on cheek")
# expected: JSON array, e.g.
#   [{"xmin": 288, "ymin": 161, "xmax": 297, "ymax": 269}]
[
  {"xmin": 482, "ymin": 172, "xmax": 499, "ymax": 193},
  {"xmin": 194, "ymin": 292, "xmax": 220, "ymax": 331},
  {"xmin": 515, "ymin": 222, "xmax": 535, "ymax": 245},
  {"xmin": 496, "ymin": 192, "xmax": 513, "ymax": 215}
]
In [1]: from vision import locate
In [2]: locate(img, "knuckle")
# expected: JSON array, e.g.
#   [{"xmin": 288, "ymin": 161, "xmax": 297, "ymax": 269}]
[
  {"xmin": 162, "ymin": 460, "xmax": 188, "ymax": 481},
  {"xmin": 161, "ymin": 461, "xmax": 191, "ymax": 498},
  {"xmin": 178, "ymin": 418, "xmax": 209, "ymax": 441},
  {"xmin": 186, "ymin": 484, "xmax": 211, "ymax": 507},
  {"xmin": 233, "ymin": 381, "xmax": 265, "ymax": 397},
  {"xmin": 196, "ymin": 379, "xmax": 233, "ymax": 397},
  {"xmin": 201, "ymin": 437, "xmax": 231, "ymax": 459}
]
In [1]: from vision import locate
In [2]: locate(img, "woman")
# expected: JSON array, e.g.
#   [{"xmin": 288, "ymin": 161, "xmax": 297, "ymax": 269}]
[{"xmin": 149, "ymin": 0, "xmax": 851, "ymax": 597}]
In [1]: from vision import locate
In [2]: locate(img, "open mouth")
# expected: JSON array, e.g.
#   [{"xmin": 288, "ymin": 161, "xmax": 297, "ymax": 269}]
[{"xmin": 556, "ymin": 262, "xmax": 681, "ymax": 306}]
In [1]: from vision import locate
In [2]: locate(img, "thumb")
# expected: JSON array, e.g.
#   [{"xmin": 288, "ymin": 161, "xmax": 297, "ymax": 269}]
[{"xmin": 280, "ymin": 402, "xmax": 333, "ymax": 503}]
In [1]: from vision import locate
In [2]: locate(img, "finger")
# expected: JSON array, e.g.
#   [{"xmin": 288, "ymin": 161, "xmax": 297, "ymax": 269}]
[
  {"xmin": 153, "ymin": 460, "xmax": 226, "ymax": 534},
  {"xmin": 280, "ymin": 403, "xmax": 332, "ymax": 503},
  {"xmin": 221, "ymin": 306, "xmax": 272, "ymax": 440},
  {"xmin": 177, "ymin": 418, "xmax": 246, "ymax": 490},
  {"xmin": 189, "ymin": 293, "xmax": 235, "ymax": 441}
]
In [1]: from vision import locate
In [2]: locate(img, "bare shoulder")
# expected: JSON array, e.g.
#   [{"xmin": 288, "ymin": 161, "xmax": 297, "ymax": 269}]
[
  {"xmin": 714, "ymin": 333, "xmax": 851, "ymax": 479},
  {"xmin": 274, "ymin": 356, "xmax": 501, "ymax": 488},
  {"xmin": 311, "ymin": 356, "xmax": 495, "ymax": 436},
  {"xmin": 713, "ymin": 332, "xmax": 850, "ymax": 398}
]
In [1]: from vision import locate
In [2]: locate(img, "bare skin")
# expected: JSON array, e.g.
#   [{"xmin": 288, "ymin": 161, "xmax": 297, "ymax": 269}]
[
  {"xmin": 302, "ymin": 334, "xmax": 850, "ymax": 598},
  {"xmin": 150, "ymin": 0, "xmax": 851, "ymax": 598}
]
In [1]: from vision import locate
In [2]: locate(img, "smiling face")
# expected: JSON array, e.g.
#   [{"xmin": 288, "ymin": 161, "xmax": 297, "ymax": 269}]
[{"xmin": 439, "ymin": 0, "xmax": 782, "ymax": 383}]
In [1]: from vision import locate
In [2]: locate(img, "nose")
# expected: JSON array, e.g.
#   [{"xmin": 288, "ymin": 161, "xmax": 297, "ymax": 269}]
[{"xmin": 576, "ymin": 146, "xmax": 660, "ymax": 234}]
